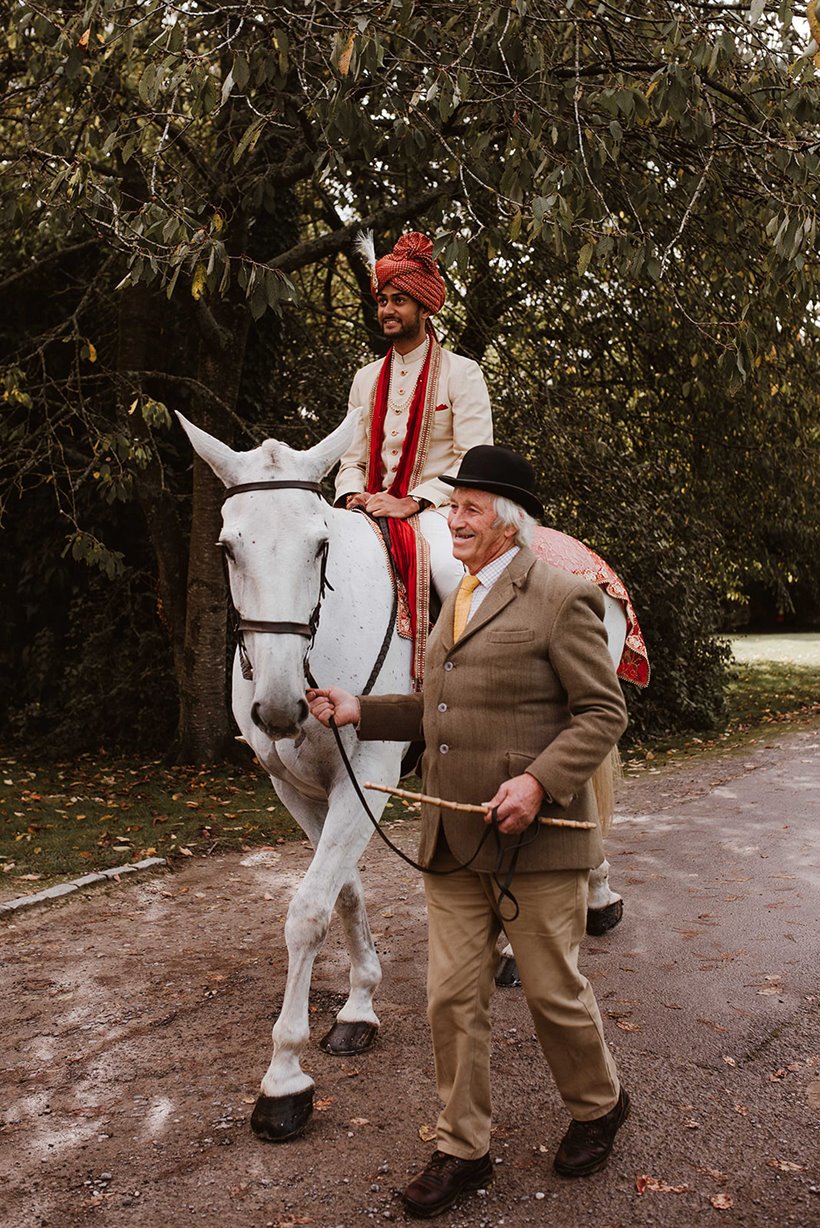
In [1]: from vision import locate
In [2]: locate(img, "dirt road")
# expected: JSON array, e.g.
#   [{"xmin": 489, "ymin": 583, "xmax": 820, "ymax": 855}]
[{"xmin": 2, "ymin": 728, "xmax": 818, "ymax": 1228}]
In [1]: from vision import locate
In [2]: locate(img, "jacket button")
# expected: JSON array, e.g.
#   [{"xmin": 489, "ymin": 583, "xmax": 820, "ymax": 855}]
[
  {"xmin": 437, "ymin": 702, "xmax": 447, "ymax": 712},
  {"xmin": 444, "ymin": 661, "xmax": 454, "ymax": 671},
  {"xmin": 439, "ymin": 744, "xmax": 449, "ymax": 754}
]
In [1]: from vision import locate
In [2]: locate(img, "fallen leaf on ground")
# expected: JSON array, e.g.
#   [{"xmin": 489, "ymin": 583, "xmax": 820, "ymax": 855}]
[
  {"xmin": 768, "ymin": 1068, "xmax": 786, "ymax": 1081},
  {"xmin": 767, "ymin": 1159, "xmax": 804, "ymax": 1172},
  {"xmin": 349, "ymin": 1117, "xmax": 370, "ymax": 1127},
  {"xmin": 635, "ymin": 1174, "xmax": 688, "ymax": 1195},
  {"xmin": 734, "ymin": 1103, "xmax": 748, "ymax": 1115},
  {"xmin": 314, "ymin": 1097, "xmax": 334, "ymax": 1111},
  {"xmin": 808, "ymin": 1079, "xmax": 820, "ymax": 1110},
  {"xmin": 722, "ymin": 1056, "xmax": 737, "ymax": 1067},
  {"xmin": 418, "ymin": 1124, "xmax": 437, "ymax": 1142},
  {"xmin": 616, "ymin": 1020, "xmax": 641, "ymax": 1032},
  {"xmin": 710, "ymin": 1192, "xmax": 733, "ymax": 1209}
]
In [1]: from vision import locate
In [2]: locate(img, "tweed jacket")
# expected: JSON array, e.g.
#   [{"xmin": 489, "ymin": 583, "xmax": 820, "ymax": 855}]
[
  {"xmin": 358, "ymin": 546, "xmax": 628, "ymax": 873},
  {"xmin": 334, "ymin": 346, "xmax": 493, "ymax": 509}
]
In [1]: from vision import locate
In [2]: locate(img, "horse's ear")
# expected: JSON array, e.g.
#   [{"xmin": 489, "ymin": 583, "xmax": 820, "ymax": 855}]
[
  {"xmin": 176, "ymin": 412, "xmax": 242, "ymax": 487},
  {"xmin": 303, "ymin": 409, "xmax": 362, "ymax": 479}
]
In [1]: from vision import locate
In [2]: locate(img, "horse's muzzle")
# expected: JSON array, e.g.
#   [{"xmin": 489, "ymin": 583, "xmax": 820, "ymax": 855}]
[{"xmin": 251, "ymin": 698, "xmax": 308, "ymax": 741}]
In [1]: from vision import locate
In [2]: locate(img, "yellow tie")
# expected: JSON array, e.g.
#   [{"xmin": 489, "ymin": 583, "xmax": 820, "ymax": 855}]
[{"xmin": 452, "ymin": 574, "xmax": 480, "ymax": 641}]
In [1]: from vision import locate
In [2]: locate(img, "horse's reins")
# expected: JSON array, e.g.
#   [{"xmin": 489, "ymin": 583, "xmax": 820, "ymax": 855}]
[{"xmin": 219, "ymin": 480, "xmax": 530, "ymax": 917}]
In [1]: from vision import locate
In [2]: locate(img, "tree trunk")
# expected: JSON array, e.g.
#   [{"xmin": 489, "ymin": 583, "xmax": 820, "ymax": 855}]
[
  {"xmin": 175, "ymin": 299, "xmax": 250, "ymax": 762},
  {"xmin": 116, "ymin": 281, "xmax": 189, "ymax": 693}
]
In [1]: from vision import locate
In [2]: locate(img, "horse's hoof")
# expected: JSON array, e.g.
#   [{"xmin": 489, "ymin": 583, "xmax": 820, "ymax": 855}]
[
  {"xmin": 250, "ymin": 1089, "xmax": 313, "ymax": 1142},
  {"xmin": 495, "ymin": 954, "xmax": 521, "ymax": 988},
  {"xmin": 586, "ymin": 898, "xmax": 624, "ymax": 936},
  {"xmin": 319, "ymin": 1021, "xmax": 378, "ymax": 1056}
]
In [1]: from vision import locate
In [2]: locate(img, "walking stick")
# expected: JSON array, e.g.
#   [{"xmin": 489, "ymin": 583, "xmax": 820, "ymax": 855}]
[{"xmin": 363, "ymin": 782, "xmax": 597, "ymax": 829}]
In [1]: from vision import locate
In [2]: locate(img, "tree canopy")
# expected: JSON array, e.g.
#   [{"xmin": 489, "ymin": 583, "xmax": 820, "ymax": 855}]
[{"xmin": 1, "ymin": 1, "xmax": 818, "ymax": 758}]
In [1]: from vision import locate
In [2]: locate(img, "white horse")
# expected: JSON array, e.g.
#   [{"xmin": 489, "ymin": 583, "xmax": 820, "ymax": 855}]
[{"xmin": 178, "ymin": 411, "xmax": 626, "ymax": 1142}]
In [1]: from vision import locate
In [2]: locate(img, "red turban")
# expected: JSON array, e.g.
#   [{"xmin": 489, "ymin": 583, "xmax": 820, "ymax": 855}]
[{"xmin": 372, "ymin": 232, "xmax": 447, "ymax": 314}]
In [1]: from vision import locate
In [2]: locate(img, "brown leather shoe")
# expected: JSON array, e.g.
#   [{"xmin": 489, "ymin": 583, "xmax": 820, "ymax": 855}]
[
  {"xmin": 553, "ymin": 1087, "xmax": 630, "ymax": 1178},
  {"xmin": 403, "ymin": 1149, "xmax": 493, "ymax": 1218}
]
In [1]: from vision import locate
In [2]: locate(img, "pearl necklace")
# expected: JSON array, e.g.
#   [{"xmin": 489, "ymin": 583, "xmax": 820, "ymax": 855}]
[{"xmin": 387, "ymin": 339, "xmax": 429, "ymax": 414}]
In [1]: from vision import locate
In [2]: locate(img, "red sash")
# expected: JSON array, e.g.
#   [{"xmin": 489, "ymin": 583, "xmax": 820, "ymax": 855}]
[{"xmin": 365, "ymin": 335, "xmax": 440, "ymax": 687}]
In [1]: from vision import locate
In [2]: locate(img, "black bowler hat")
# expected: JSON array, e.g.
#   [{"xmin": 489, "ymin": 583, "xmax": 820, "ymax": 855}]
[{"xmin": 440, "ymin": 445, "xmax": 543, "ymax": 519}]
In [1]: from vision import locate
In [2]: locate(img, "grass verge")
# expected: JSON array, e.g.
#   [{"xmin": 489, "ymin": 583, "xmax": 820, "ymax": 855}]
[
  {"xmin": 622, "ymin": 661, "xmax": 820, "ymax": 777},
  {"xmin": 2, "ymin": 660, "xmax": 818, "ymax": 896}
]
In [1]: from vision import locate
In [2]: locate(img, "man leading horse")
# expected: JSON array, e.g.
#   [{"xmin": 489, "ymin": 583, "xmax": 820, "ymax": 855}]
[{"xmin": 309, "ymin": 444, "xmax": 631, "ymax": 1217}]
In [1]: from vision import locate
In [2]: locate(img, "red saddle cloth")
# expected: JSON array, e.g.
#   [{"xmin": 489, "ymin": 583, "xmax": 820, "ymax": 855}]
[{"xmin": 531, "ymin": 526, "xmax": 650, "ymax": 688}]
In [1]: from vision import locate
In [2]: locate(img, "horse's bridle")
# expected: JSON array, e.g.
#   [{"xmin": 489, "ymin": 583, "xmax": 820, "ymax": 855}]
[
  {"xmin": 219, "ymin": 480, "xmax": 397, "ymax": 696},
  {"xmin": 221, "ymin": 479, "xmax": 328, "ymax": 681}
]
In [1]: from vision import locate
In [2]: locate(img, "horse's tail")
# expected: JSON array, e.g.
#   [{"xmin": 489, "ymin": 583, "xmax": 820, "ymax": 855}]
[{"xmin": 592, "ymin": 745, "xmax": 622, "ymax": 837}]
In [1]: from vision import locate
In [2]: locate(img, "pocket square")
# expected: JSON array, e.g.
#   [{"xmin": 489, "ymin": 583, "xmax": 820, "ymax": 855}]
[{"xmin": 435, "ymin": 403, "xmax": 448, "ymax": 412}]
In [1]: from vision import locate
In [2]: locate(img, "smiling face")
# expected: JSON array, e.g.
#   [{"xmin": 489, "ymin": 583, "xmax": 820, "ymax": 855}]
[
  {"xmin": 376, "ymin": 283, "xmax": 430, "ymax": 352},
  {"xmin": 447, "ymin": 487, "xmax": 518, "ymax": 575}
]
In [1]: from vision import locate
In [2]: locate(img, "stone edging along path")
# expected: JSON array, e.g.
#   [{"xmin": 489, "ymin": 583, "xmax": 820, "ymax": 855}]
[{"xmin": 0, "ymin": 856, "xmax": 168, "ymax": 916}]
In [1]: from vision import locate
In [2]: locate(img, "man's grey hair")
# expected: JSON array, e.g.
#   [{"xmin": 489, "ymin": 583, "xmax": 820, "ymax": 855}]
[{"xmin": 491, "ymin": 494, "xmax": 536, "ymax": 546}]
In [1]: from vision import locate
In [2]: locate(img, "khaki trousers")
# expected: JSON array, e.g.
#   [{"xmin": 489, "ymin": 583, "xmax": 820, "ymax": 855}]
[{"xmin": 424, "ymin": 852, "xmax": 620, "ymax": 1159}]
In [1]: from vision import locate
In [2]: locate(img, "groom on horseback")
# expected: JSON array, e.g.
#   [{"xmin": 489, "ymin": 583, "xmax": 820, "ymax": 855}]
[{"xmin": 335, "ymin": 231, "xmax": 494, "ymax": 622}]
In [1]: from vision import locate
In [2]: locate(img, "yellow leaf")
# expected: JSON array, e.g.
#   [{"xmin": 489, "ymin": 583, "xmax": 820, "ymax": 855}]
[
  {"xmin": 212, "ymin": 211, "xmax": 224, "ymax": 233},
  {"xmin": 191, "ymin": 263, "xmax": 207, "ymax": 300},
  {"xmin": 128, "ymin": 399, "xmax": 138, "ymax": 414},
  {"xmin": 79, "ymin": 28, "xmax": 90, "ymax": 49},
  {"xmin": 337, "ymin": 30, "xmax": 356, "ymax": 76},
  {"xmin": 87, "ymin": 342, "xmax": 97, "ymax": 363},
  {"xmin": 645, "ymin": 79, "xmax": 659, "ymax": 99},
  {"xmin": 418, "ymin": 1123, "xmax": 437, "ymax": 1142}
]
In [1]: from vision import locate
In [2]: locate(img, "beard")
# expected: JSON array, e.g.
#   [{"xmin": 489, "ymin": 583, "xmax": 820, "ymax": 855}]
[{"xmin": 381, "ymin": 309, "xmax": 424, "ymax": 342}]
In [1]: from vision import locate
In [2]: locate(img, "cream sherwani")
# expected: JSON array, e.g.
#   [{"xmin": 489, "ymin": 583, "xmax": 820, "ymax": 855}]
[
  {"xmin": 334, "ymin": 342, "xmax": 493, "ymax": 599},
  {"xmin": 335, "ymin": 340, "xmax": 493, "ymax": 507}
]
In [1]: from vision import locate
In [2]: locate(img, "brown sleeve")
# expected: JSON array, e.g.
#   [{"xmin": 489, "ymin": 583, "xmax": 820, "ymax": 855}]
[{"xmin": 358, "ymin": 693, "xmax": 424, "ymax": 742}]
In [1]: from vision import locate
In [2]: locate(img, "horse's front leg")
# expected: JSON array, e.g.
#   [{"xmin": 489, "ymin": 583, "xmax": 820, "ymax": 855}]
[
  {"xmin": 251, "ymin": 856, "xmax": 336, "ymax": 1142},
  {"xmin": 319, "ymin": 866, "xmax": 382, "ymax": 1056},
  {"xmin": 251, "ymin": 766, "xmax": 392, "ymax": 1141}
]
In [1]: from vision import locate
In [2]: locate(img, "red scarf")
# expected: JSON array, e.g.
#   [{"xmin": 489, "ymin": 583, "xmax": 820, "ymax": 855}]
[{"xmin": 365, "ymin": 335, "xmax": 439, "ymax": 687}]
